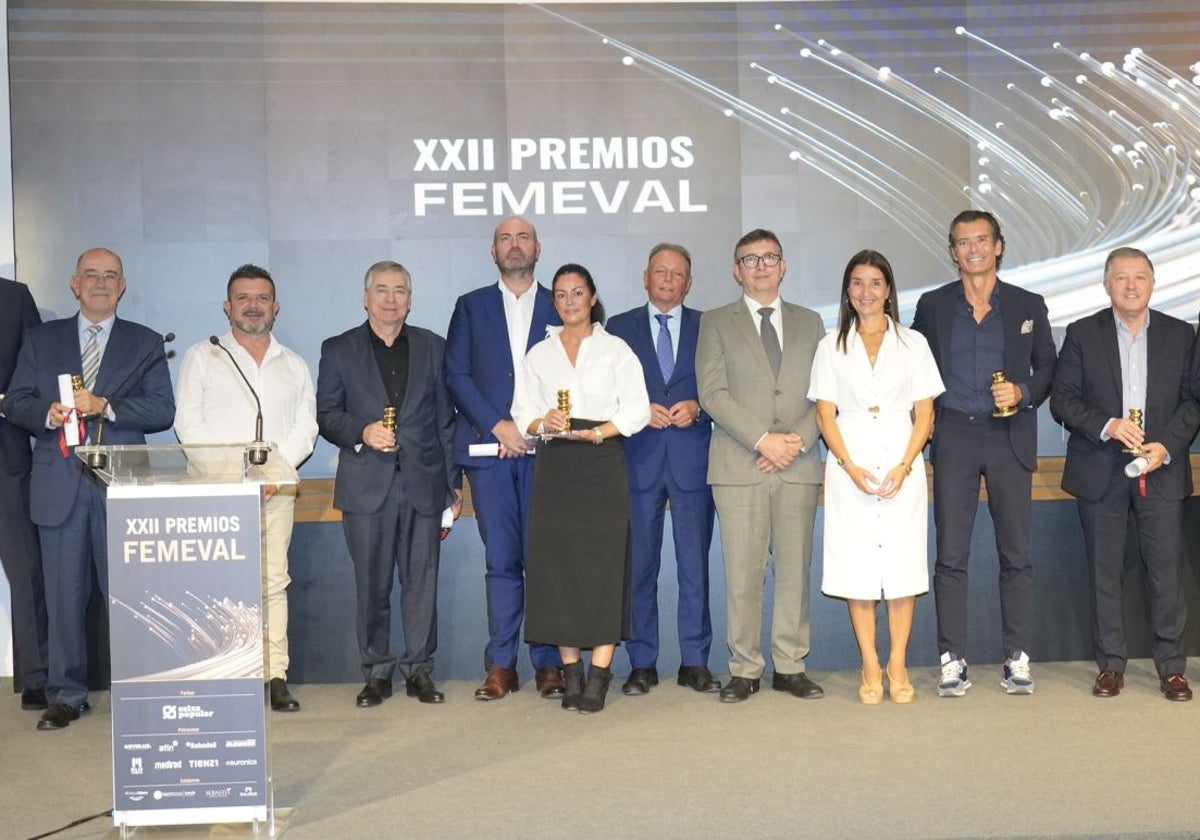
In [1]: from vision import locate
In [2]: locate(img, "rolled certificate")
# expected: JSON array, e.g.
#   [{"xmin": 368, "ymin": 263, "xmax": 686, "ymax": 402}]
[
  {"xmin": 1124, "ymin": 456, "xmax": 1148, "ymax": 478},
  {"xmin": 468, "ymin": 440, "xmax": 537, "ymax": 458},
  {"xmin": 58, "ymin": 373, "xmax": 81, "ymax": 447}
]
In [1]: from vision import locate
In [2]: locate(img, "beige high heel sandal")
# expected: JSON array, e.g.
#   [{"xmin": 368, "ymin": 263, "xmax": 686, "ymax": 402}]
[
  {"xmin": 859, "ymin": 669, "xmax": 884, "ymax": 705},
  {"xmin": 887, "ymin": 665, "xmax": 914, "ymax": 704}
]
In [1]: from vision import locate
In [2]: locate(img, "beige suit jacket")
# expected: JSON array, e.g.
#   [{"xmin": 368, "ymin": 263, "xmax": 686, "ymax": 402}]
[{"xmin": 698, "ymin": 298, "xmax": 825, "ymax": 486}]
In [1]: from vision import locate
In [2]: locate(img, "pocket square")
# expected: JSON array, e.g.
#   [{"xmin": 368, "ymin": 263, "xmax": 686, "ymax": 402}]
[{"xmin": 1020, "ymin": 319, "xmax": 1034, "ymax": 334}]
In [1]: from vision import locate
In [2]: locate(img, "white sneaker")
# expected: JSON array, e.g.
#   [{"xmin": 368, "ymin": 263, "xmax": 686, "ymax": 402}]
[
  {"xmin": 937, "ymin": 651, "xmax": 971, "ymax": 697},
  {"xmin": 1001, "ymin": 650, "xmax": 1035, "ymax": 694}
]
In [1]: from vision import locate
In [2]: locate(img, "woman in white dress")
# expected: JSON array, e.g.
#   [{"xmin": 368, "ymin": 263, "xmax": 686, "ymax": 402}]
[{"xmin": 808, "ymin": 250, "xmax": 944, "ymax": 704}]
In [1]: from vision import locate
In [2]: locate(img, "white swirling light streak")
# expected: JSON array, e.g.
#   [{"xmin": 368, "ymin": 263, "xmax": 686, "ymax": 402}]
[
  {"xmin": 530, "ymin": 6, "xmax": 1200, "ymax": 325},
  {"xmin": 111, "ymin": 591, "xmax": 263, "ymax": 681}
]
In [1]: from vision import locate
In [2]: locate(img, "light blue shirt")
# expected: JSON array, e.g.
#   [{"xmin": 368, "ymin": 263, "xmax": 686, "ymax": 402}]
[{"xmin": 646, "ymin": 302, "xmax": 682, "ymax": 359}]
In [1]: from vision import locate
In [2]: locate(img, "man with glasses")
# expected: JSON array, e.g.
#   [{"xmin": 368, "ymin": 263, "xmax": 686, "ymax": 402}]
[
  {"xmin": 697, "ymin": 229, "xmax": 826, "ymax": 703},
  {"xmin": 5, "ymin": 248, "xmax": 175, "ymax": 729}
]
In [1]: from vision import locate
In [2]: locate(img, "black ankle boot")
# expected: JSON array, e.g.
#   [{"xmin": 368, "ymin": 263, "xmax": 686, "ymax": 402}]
[
  {"xmin": 578, "ymin": 664, "xmax": 612, "ymax": 714},
  {"xmin": 561, "ymin": 661, "xmax": 585, "ymax": 710}
]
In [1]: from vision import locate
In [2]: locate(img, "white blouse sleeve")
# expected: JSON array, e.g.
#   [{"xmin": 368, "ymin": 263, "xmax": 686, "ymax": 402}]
[
  {"xmin": 511, "ymin": 344, "xmax": 549, "ymax": 435},
  {"xmin": 609, "ymin": 341, "xmax": 651, "ymax": 437},
  {"xmin": 807, "ymin": 334, "xmax": 840, "ymax": 403}
]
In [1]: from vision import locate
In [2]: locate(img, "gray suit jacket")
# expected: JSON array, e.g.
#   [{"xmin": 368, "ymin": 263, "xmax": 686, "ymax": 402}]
[{"xmin": 697, "ymin": 299, "xmax": 825, "ymax": 486}]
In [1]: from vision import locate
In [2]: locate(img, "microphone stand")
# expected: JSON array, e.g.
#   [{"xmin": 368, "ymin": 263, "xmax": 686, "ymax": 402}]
[{"xmin": 209, "ymin": 336, "xmax": 270, "ymax": 466}]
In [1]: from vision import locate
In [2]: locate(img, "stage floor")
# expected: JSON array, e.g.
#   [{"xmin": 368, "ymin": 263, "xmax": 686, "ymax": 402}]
[{"xmin": 4, "ymin": 659, "xmax": 1198, "ymax": 840}]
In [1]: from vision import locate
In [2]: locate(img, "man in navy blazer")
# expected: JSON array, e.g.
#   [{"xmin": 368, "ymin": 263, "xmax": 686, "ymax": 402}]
[
  {"xmin": 5, "ymin": 248, "xmax": 175, "ymax": 730},
  {"xmin": 0, "ymin": 277, "xmax": 48, "ymax": 710},
  {"xmin": 912, "ymin": 211, "xmax": 1056, "ymax": 697},
  {"xmin": 606, "ymin": 243, "xmax": 719, "ymax": 696},
  {"xmin": 317, "ymin": 260, "xmax": 461, "ymax": 709},
  {"xmin": 1050, "ymin": 247, "xmax": 1197, "ymax": 702},
  {"xmin": 444, "ymin": 216, "xmax": 564, "ymax": 701}
]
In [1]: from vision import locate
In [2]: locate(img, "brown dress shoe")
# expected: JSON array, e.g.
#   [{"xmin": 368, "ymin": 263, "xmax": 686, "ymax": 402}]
[
  {"xmin": 1160, "ymin": 673, "xmax": 1192, "ymax": 702},
  {"xmin": 1092, "ymin": 670, "xmax": 1123, "ymax": 698},
  {"xmin": 475, "ymin": 667, "xmax": 519, "ymax": 701},
  {"xmin": 534, "ymin": 666, "xmax": 565, "ymax": 698}
]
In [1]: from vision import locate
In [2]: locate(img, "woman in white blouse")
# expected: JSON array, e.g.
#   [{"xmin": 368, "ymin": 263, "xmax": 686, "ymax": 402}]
[
  {"xmin": 512, "ymin": 264, "xmax": 651, "ymax": 713},
  {"xmin": 808, "ymin": 250, "xmax": 944, "ymax": 704}
]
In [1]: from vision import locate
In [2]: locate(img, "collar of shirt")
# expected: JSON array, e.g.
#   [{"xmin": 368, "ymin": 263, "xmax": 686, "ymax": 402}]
[
  {"xmin": 954, "ymin": 284, "xmax": 1000, "ymax": 313},
  {"xmin": 646, "ymin": 301, "xmax": 683, "ymax": 353},
  {"xmin": 1112, "ymin": 308, "xmax": 1149, "ymax": 341},
  {"xmin": 218, "ymin": 329, "xmax": 282, "ymax": 367},
  {"xmin": 78, "ymin": 312, "xmax": 117, "ymax": 354}
]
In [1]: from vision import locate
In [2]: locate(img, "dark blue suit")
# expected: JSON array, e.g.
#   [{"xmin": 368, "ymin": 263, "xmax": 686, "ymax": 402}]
[
  {"xmin": 317, "ymin": 322, "xmax": 459, "ymax": 681},
  {"xmin": 444, "ymin": 283, "xmax": 560, "ymax": 672},
  {"xmin": 606, "ymin": 304, "xmax": 714, "ymax": 669},
  {"xmin": 0, "ymin": 279, "xmax": 46, "ymax": 694},
  {"xmin": 5, "ymin": 315, "xmax": 174, "ymax": 709}
]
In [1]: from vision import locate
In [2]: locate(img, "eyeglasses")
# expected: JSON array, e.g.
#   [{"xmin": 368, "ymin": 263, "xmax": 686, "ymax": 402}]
[
  {"xmin": 736, "ymin": 253, "xmax": 782, "ymax": 269},
  {"xmin": 79, "ymin": 269, "xmax": 121, "ymax": 283}
]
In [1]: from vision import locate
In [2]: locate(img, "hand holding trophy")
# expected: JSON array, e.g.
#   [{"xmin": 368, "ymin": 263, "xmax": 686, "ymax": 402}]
[{"xmin": 379, "ymin": 405, "xmax": 399, "ymax": 453}]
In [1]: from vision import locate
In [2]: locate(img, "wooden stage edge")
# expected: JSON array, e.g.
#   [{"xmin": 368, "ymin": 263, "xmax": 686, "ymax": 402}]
[{"xmin": 293, "ymin": 454, "xmax": 1200, "ymax": 524}]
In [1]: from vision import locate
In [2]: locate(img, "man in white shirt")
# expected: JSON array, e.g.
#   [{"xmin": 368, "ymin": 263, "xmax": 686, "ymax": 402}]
[{"xmin": 174, "ymin": 264, "xmax": 318, "ymax": 712}]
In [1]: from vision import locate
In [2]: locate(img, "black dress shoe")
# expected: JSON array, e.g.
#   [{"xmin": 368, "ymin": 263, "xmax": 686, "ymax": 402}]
[
  {"xmin": 21, "ymin": 687, "xmax": 48, "ymax": 711},
  {"xmin": 37, "ymin": 702, "xmax": 81, "ymax": 731},
  {"xmin": 622, "ymin": 667, "xmax": 659, "ymax": 696},
  {"xmin": 719, "ymin": 676, "xmax": 760, "ymax": 703},
  {"xmin": 356, "ymin": 678, "xmax": 393, "ymax": 708},
  {"xmin": 269, "ymin": 678, "xmax": 301, "ymax": 712},
  {"xmin": 772, "ymin": 671, "xmax": 825, "ymax": 699},
  {"xmin": 406, "ymin": 671, "xmax": 445, "ymax": 704},
  {"xmin": 677, "ymin": 665, "xmax": 722, "ymax": 693}
]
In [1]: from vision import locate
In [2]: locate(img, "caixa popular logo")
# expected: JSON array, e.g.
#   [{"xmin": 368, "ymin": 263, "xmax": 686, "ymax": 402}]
[{"xmin": 161, "ymin": 704, "xmax": 177, "ymax": 720}]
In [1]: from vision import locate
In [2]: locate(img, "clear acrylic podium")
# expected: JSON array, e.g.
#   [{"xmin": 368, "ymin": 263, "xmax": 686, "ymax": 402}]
[{"xmin": 77, "ymin": 443, "xmax": 297, "ymax": 837}]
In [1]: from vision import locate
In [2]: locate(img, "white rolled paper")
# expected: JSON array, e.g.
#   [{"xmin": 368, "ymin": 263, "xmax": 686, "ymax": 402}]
[
  {"xmin": 1124, "ymin": 456, "xmax": 1148, "ymax": 478},
  {"xmin": 57, "ymin": 373, "xmax": 81, "ymax": 447}
]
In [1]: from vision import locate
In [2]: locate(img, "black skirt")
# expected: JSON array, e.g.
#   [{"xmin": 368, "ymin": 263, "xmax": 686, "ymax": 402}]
[{"xmin": 524, "ymin": 420, "xmax": 632, "ymax": 648}]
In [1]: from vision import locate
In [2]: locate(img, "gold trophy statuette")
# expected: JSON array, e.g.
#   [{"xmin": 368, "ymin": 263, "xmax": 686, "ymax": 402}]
[
  {"xmin": 556, "ymin": 389, "xmax": 572, "ymax": 435},
  {"xmin": 991, "ymin": 370, "xmax": 1017, "ymax": 418},
  {"xmin": 70, "ymin": 374, "xmax": 85, "ymax": 392},
  {"xmin": 380, "ymin": 405, "xmax": 399, "ymax": 453},
  {"xmin": 1121, "ymin": 408, "xmax": 1144, "ymax": 454}
]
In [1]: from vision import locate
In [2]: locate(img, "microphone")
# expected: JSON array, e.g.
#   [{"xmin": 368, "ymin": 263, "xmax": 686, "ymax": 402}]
[
  {"xmin": 163, "ymin": 331, "xmax": 176, "ymax": 360},
  {"xmin": 86, "ymin": 330, "xmax": 177, "ymax": 471},
  {"xmin": 209, "ymin": 336, "xmax": 270, "ymax": 466}
]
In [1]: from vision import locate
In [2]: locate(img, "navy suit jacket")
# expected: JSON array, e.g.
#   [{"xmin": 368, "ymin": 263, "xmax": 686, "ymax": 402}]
[
  {"xmin": 1051, "ymin": 308, "xmax": 1199, "ymax": 502},
  {"xmin": 316, "ymin": 321, "xmax": 459, "ymax": 517},
  {"xmin": 606, "ymin": 304, "xmax": 710, "ymax": 493},
  {"xmin": 912, "ymin": 278, "xmax": 1056, "ymax": 472},
  {"xmin": 444, "ymin": 283, "xmax": 559, "ymax": 469},
  {"xmin": 0, "ymin": 279, "xmax": 40, "ymax": 475},
  {"xmin": 4, "ymin": 314, "xmax": 175, "ymax": 527}
]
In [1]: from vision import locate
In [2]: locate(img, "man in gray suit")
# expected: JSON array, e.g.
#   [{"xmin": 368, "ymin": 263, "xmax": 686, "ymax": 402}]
[
  {"xmin": 697, "ymin": 229, "xmax": 826, "ymax": 703},
  {"xmin": 316, "ymin": 261, "xmax": 461, "ymax": 708}
]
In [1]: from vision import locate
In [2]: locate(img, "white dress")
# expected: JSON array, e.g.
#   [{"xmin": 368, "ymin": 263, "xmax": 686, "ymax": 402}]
[{"xmin": 807, "ymin": 323, "xmax": 944, "ymax": 600}]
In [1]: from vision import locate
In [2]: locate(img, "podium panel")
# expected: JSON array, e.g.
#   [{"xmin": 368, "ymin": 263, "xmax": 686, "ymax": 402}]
[
  {"xmin": 107, "ymin": 484, "xmax": 270, "ymax": 829},
  {"xmin": 78, "ymin": 444, "xmax": 295, "ymax": 834}
]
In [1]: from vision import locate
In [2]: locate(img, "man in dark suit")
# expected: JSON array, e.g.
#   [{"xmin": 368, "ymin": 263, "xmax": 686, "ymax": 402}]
[
  {"xmin": 1050, "ymin": 247, "xmax": 1196, "ymax": 702},
  {"xmin": 607, "ymin": 243, "xmax": 719, "ymax": 696},
  {"xmin": 698, "ymin": 229, "xmax": 826, "ymax": 704},
  {"xmin": 317, "ymin": 260, "xmax": 461, "ymax": 708},
  {"xmin": 0, "ymin": 277, "xmax": 48, "ymax": 710},
  {"xmin": 5, "ymin": 248, "xmax": 175, "ymax": 730},
  {"xmin": 444, "ymin": 216, "xmax": 564, "ymax": 701},
  {"xmin": 912, "ymin": 210, "xmax": 1056, "ymax": 697}
]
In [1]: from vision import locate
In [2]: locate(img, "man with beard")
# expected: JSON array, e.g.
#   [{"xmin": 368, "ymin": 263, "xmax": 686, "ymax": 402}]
[
  {"xmin": 174, "ymin": 264, "xmax": 318, "ymax": 711},
  {"xmin": 444, "ymin": 216, "xmax": 565, "ymax": 700}
]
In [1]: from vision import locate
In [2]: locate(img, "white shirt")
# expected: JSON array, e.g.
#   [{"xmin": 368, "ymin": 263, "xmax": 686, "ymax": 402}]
[
  {"xmin": 500, "ymin": 279, "xmax": 539, "ymax": 372},
  {"xmin": 512, "ymin": 323, "xmax": 651, "ymax": 437},
  {"xmin": 174, "ymin": 330, "xmax": 318, "ymax": 469},
  {"xmin": 743, "ymin": 295, "xmax": 783, "ymax": 350}
]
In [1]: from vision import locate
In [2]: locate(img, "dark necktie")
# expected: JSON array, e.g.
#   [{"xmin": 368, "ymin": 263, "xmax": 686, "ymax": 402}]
[
  {"xmin": 758, "ymin": 307, "xmax": 781, "ymax": 379},
  {"xmin": 655, "ymin": 313, "xmax": 674, "ymax": 382}
]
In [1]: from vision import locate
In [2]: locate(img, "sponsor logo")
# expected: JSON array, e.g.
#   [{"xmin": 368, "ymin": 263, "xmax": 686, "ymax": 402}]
[
  {"xmin": 225, "ymin": 738, "xmax": 256, "ymax": 748},
  {"xmin": 130, "ymin": 757, "xmax": 143, "ymax": 776},
  {"xmin": 123, "ymin": 742, "xmax": 151, "ymax": 751}
]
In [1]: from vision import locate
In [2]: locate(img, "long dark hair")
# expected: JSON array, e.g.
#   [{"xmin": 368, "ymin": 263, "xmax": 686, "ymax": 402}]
[
  {"xmin": 835, "ymin": 250, "xmax": 900, "ymax": 353},
  {"xmin": 552, "ymin": 263, "xmax": 605, "ymax": 324}
]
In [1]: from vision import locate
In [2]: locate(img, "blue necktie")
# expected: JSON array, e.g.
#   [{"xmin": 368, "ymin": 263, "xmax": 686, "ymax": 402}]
[{"xmin": 655, "ymin": 313, "xmax": 674, "ymax": 382}]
